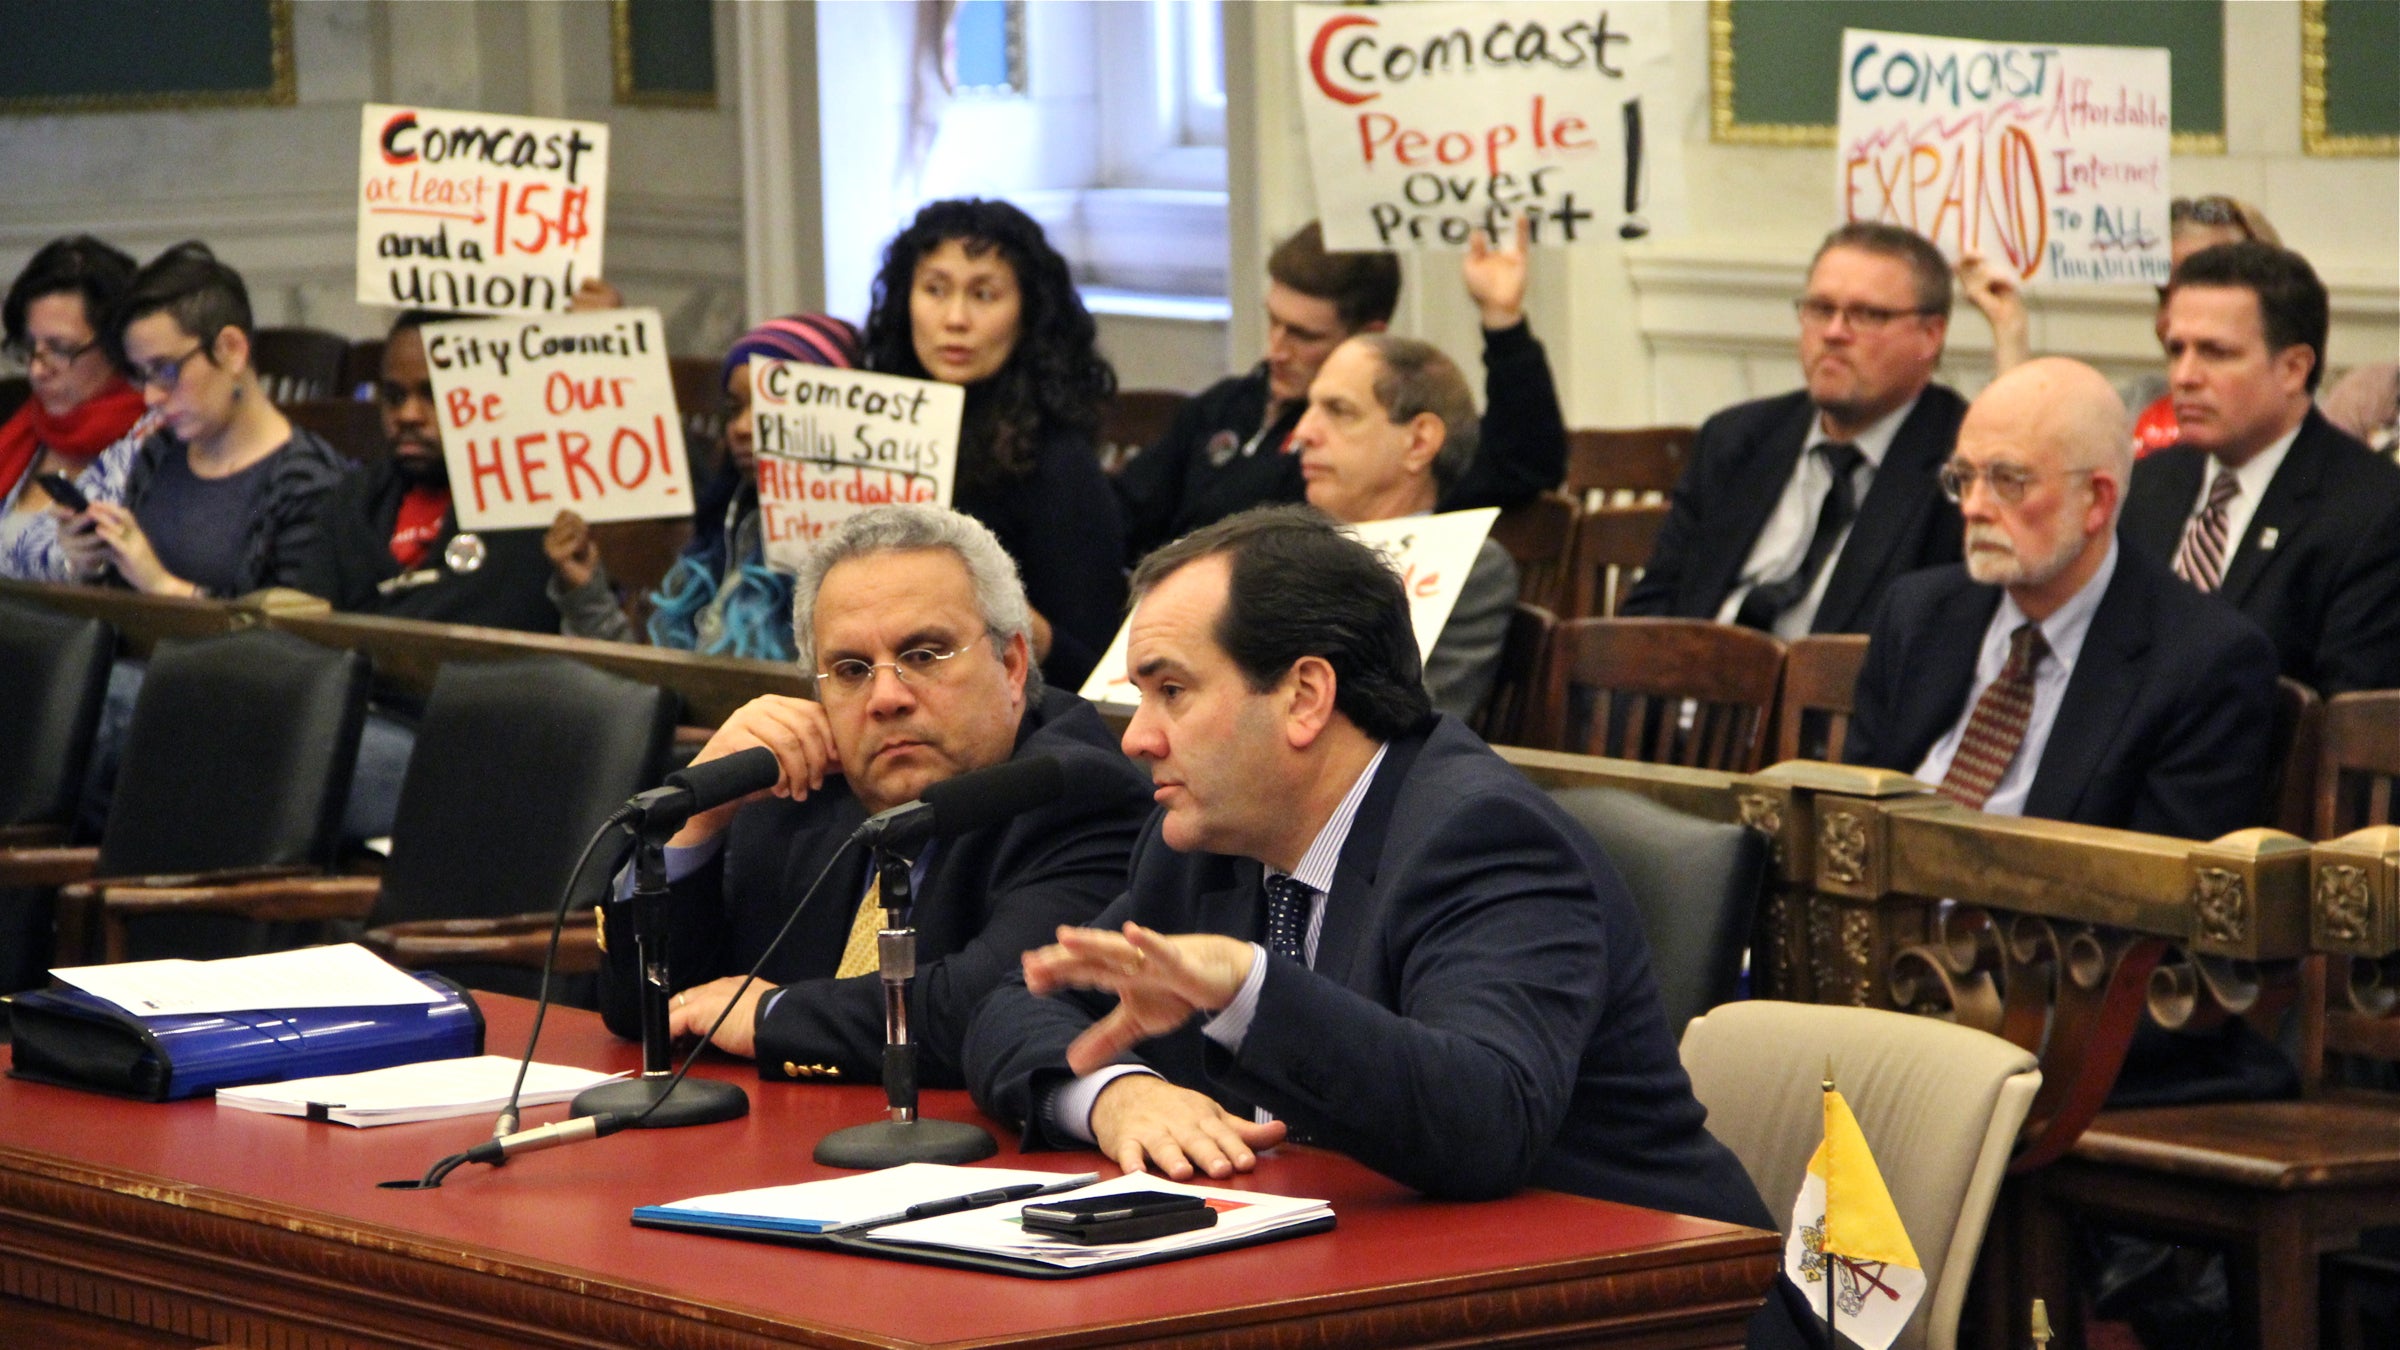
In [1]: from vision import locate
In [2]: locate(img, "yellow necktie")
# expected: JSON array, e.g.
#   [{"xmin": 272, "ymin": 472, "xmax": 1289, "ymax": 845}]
[{"xmin": 834, "ymin": 873, "xmax": 885, "ymax": 978}]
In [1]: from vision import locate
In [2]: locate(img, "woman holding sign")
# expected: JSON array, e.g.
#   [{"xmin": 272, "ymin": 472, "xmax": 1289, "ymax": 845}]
[
  {"xmin": 861, "ymin": 198, "xmax": 1126, "ymax": 689},
  {"xmin": 55, "ymin": 243, "xmax": 346, "ymax": 598}
]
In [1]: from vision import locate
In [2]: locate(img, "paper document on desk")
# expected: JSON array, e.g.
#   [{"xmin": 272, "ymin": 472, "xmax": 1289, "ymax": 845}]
[
  {"xmin": 646, "ymin": 1161, "xmax": 1076, "ymax": 1234},
  {"xmin": 216, "ymin": 1055, "xmax": 627, "ymax": 1127},
  {"xmin": 52, "ymin": 944, "xmax": 444, "ymax": 1017},
  {"xmin": 866, "ymin": 1173, "xmax": 1332, "ymax": 1270}
]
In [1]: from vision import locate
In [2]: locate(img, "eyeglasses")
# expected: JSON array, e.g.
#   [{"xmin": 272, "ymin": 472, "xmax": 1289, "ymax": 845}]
[
  {"xmin": 128, "ymin": 343, "xmax": 214, "ymax": 392},
  {"xmin": 1794, "ymin": 299, "xmax": 1938, "ymax": 332},
  {"xmin": 814, "ymin": 633, "xmax": 985, "ymax": 699},
  {"xmin": 3, "ymin": 336, "xmax": 100, "ymax": 369},
  {"xmin": 1938, "ymin": 461, "xmax": 2096, "ymax": 505}
]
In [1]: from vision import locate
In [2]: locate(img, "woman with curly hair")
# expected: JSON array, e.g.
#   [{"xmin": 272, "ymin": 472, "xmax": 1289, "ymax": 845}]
[{"xmin": 861, "ymin": 198, "xmax": 1126, "ymax": 687}]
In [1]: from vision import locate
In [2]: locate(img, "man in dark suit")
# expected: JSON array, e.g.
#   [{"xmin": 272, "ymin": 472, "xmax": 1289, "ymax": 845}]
[
  {"xmin": 1625, "ymin": 222, "xmax": 1964, "ymax": 636},
  {"xmin": 963, "ymin": 507, "xmax": 1796, "ymax": 1344},
  {"xmin": 2118, "ymin": 241, "xmax": 2400, "ymax": 694},
  {"xmin": 598, "ymin": 504, "xmax": 1154, "ymax": 1086},
  {"xmin": 1847, "ymin": 358, "xmax": 2278, "ymax": 840}
]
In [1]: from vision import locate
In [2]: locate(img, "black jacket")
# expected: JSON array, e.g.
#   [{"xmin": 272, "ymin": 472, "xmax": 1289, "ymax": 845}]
[{"xmin": 294, "ymin": 456, "xmax": 560, "ymax": 633}]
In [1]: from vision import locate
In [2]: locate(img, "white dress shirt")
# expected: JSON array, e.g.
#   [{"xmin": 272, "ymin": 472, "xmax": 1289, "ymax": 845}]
[
  {"xmin": 1716, "ymin": 394, "xmax": 1920, "ymax": 638},
  {"xmin": 1913, "ymin": 539, "xmax": 2118, "ymax": 817},
  {"xmin": 2183, "ymin": 422, "xmax": 2302, "ymax": 571}
]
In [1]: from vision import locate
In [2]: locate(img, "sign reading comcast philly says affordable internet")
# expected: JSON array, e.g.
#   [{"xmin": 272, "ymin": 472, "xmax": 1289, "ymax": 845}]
[{"xmin": 747, "ymin": 358, "xmax": 964, "ymax": 574}]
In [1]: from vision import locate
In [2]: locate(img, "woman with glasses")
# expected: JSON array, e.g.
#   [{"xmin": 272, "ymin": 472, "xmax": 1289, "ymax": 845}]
[
  {"xmin": 860, "ymin": 198, "xmax": 1125, "ymax": 689},
  {"xmin": 55, "ymin": 242, "xmax": 345, "ymax": 598},
  {"xmin": 0, "ymin": 236, "xmax": 154, "ymax": 580},
  {"xmin": 1957, "ymin": 195, "xmax": 2281, "ymax": 456}
]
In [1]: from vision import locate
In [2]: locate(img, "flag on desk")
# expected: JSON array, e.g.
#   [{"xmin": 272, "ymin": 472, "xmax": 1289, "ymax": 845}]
[{"xmin": 1784, "ymin": 1075, "xmax": 1924, "ymax": 1350}]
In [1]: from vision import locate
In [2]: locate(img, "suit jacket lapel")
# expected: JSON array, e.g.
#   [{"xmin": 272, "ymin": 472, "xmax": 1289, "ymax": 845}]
[
  {"xmin": 1311, "ymin": 728, "xmax": 1429, "ymax": 986},
  {"xmin": 2027, "ymin": 559, "xmax": 2150, "ymax": 821},
  {"xmin": 1699, "ymin": 400, "xmax": 1817, "ymax": 610},
  {"xmin": 2120, "ymin": 450, "xmax": 2206, "ymax": 562},
  {"xmin": 1896, "ymin": 582, "xmax": 2001, "ymax": 771},
  {"xmin": 2219, "ymin": 413, "xmax": 2327, "ymax": 606},
  {"xmin": 1817, "ymin": 396, "xmax": 1948, "ymax": 631}
]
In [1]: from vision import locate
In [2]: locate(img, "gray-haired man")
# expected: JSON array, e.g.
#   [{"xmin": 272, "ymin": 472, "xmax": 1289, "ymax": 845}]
[{"xmin": 597, "ymin": 505, "xmax": 1155, "ymax": 1086}]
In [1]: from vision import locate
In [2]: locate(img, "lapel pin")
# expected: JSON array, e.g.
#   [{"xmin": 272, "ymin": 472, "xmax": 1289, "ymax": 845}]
[{"xmin": 2257, "ymin": 527, "xmax": 2279, "ymax": 550}]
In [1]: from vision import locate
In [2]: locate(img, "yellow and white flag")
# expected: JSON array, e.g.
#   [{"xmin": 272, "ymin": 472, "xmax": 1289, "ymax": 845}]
[{"xmin": 1784, "ymin": 1083, "xmax": 1925, "ymax": 1350}]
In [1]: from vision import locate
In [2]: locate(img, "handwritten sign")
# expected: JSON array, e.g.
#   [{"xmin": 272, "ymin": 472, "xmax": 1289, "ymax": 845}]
[
  {"xmin": 356, "ymin": 104, "xmax": 609, "ymax": 315},
  {"xmin": 1837, "ymin": 29, "xmax": 2170, "ymax": 285},
  {"xmin": 421, "ymin": 309, "xmax": 689, "ymax": 530},
  {"xmin": 1293, "ymin": 2, "xmax": 1679, "ymax": 250},
  {"xmin": 1079, "ymin": 508, "xmax": 1500, "ymax": 709},
  {"xmin": 749, "ymin": 359, "xmax": 964, "ymax": 573}
]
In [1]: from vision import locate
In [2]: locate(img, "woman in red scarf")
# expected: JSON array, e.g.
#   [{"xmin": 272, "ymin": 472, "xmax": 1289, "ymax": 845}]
[{"xmin": 0, "ymin": 236, "xmax": 150, "ymax": 579}]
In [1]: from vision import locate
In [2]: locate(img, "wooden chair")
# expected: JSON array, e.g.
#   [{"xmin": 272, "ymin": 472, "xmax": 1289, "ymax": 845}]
[
  {"xmin": 1487, "ymin": 491, "xmax": 1578, "ymax": 609},
  {"xmin": 1564, "ymin": 426, "xmax": 1692, "ymax": 503},
  {"xmin": 1773, "ymin": 634, "xmax": 1870, "ymax": 765},
  {"xmin": 2261, "ymin": 677, "xmax": 2324, "ymax": 838},
  {"xmin": 0, "ymin": 374, "xmax": 29, "ymax": 424},
  {"xmin": 1530, "ymin": 617, "xmax": 1784, "ymax": 771},
  {"xmin": 591, "ymin": 516, "xmax": 696, "ymax": 634},
  {"xmin": 1562, "ymin": 502, "xmax": 1665, "ymax": 619},
  {"xmin": 251, "ymin": 327, "xmax": 353, "ymax": 405},
  {"xmin": 282, "ymin": 397, "xmax": 388, "ymax": 464},
  {"xmin": 341, "ymin": 338, "xmax": 385, "ymax": 400},
  {"xmin": 669, "ymin": 355, "xmax": 728, "ymax": 468},
  {"xmin": 1098, "ymin": 389, "xmax": 1188, "ymax": 473},
  {"xmin": 2026, "ymin": 691, "xmax": 2400, "ymax": 1350},
  {"xmin": 1471, "ymin": 603, "xmax": 1554, "ymax": 749}
]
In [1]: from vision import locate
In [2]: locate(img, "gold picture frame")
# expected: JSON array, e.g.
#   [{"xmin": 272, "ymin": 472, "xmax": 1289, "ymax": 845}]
[
  {"xmin": 2301, "ymin": 0, "xmax": 2397, "ymax": 157},
  {"xmin": 613, "ymin": 0, "xmax": 717, "ymax": 110},
  {"xmin": 0, "ymin": 0, "xmax": 294, "ymax": 116}
]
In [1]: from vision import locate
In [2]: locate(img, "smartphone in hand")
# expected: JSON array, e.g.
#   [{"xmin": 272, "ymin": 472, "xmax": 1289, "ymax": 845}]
[{"xmin": 34, "ymin": 470, "xmax": 90, "ymax": 513}]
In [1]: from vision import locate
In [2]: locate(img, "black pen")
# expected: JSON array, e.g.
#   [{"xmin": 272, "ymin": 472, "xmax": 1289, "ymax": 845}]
[{"xmin": 829, "ymin": 1172, "xmax": 1098, "ymax": 1234}]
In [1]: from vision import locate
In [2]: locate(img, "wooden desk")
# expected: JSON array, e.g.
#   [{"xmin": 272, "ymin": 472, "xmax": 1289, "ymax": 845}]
[{"xmin": 1, "ymin": 997, "xmax": 1777, "ymax": 1349}]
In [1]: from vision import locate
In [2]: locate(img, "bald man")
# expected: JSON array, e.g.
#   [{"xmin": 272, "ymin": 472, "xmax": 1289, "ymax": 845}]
[{"xmin": 1844, "ymin": 358, "xmax": 2278, "ymax": 840}]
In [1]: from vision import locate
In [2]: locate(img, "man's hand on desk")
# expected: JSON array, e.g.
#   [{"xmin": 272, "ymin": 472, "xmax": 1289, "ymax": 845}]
[
  {"xmin": 1024, "ymin": 922, "xmax": 1256, "ymax": 1074},
  {"xmin": 671, "ymin": 696, "xmax": 842, "ymax": 847},
  {"xmin": 1089, "ymin": 1074, "xmax": 1286, "ymax": 1182},
  {"xmin": 667, "ymin": 975, "xmax": 770, "ymax": 1058}
]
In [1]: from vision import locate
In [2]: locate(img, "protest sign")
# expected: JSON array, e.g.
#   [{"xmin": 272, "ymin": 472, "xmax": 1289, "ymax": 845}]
[
  {"xmin": 357, "ymin": 104, "xmax": 609, "ymax": 315},
  {"xmin": 1293, "ymin": 2, "xmax": 1679, "ymax": 251},
  {"xmin": 421, "ymin": 309, "xmax": 690, "ymax": 531},
  {"xmin": 1079, "ymin": 508, "xmax": 1501, "ymax": 709},
  {"xmin": 748, "ymin": 359, "xmax": 964, "ymax": 573},
  {"xmin": 1836, "ymin": 29, "xmax": 2170, "ymax": 285}
]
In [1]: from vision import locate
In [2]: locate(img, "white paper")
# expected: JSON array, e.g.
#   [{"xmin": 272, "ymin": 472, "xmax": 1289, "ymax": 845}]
[
  {"xmin": 748, "ymin": 359, "xmax": 964, "ymax": 574},
  {"xmin": 1081, "ymin": 508, "xmax": 1498, "ymax": 709},
  {"xmin": 1836, "ymin": 29, "xmax": 2171, "ymax": 286},
  {"xmin": 421, "ymin": 308, "xmax": 693, "ymax": 531},
  {"xmin": 1293, "ymin": 2, "xmax": 1683, "ymax": 250},
  {"xmin": 357, "ymin": 103, "xmax": 609, "ymax": 315},
  {"xmin": 216, "ymin": 1055, "xmax": 627, "ymax": 1128},
  {"xmin": 51, "ymin": 944, "xmax": 443, "ymax": 1017},
  {"xmin": 655, "ymin": 1161, "xmax": 1073, "ymax": 1233},
  {"xmin": 867, "ymin": 1172, "xmax": 1332, "ymax": 1269}
]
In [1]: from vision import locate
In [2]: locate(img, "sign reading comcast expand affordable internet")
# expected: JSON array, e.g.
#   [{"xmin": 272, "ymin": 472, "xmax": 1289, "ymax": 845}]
[{"xmin": 747, "ymin": 358, "xmax": 964, "ymax": 574}]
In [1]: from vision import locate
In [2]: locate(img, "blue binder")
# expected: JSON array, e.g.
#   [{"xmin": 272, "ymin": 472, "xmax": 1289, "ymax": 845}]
[{"xmin": 5, "ymin": 973, "xmax": 484, "ymax": 1102}]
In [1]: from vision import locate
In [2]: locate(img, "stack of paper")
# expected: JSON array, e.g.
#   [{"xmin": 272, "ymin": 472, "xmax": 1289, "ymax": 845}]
[
  {"xmin": 646, "ymin": 1162, "xmax": 1079, "ymax": 1236},
  {"xmin": 217, "ymin": 1054, "xmax": 627, "ymax": 1128},
  {"xmin": 53, "ymin": 943, "xmax": 445, "ymax": 1016},
  {"xmin": 867, "ymin": 1172, "xmax": 1333, "ymax": 1270}
]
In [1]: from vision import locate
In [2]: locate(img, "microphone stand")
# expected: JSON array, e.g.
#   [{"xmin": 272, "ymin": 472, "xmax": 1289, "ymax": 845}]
[
  {"xmin": 812, "ymin": 842, "xmax": 996, "ymax": 1167},
  {"xmin": 570, "ymin": 823, "xmax": 749, "ymax": 1129}
]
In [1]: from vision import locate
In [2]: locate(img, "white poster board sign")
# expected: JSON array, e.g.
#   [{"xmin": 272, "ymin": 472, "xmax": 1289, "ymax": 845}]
[
  {"xmin": 748, "ymin": 359, "xmax": 964, "ymax": 573},
  {"xmin": 421, "ymin": 309, "xmax": 690, "ymax": 531},
  {"xmin": 357, "ymin": 104, "xmax": 609, "ymax": 315},
  {"xmin": 1080, "ymin": 508, "xmax": 1501, "ymax": 710},
  {"xmin": 1293, "ymin": 2, "xmax": 1680, "ymax": 250},
  {"xmin": 1836, "ymin": 29, "xmax": 2170, "ymax": 285}
]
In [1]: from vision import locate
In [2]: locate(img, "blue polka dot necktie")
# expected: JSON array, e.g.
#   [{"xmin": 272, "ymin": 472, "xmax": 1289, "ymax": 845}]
[{"xmin": 1263, "ymin": 876, "xmax": 1312, "ymax": 964}]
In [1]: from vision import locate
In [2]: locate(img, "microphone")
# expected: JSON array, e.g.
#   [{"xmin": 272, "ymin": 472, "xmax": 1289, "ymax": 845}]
[
  {"xmin": 617, "ymin": 746, "xmax": 780, "ymax": 837},
  {"xmin": 852, "ymin": 755, "xmax": 1064, "ymax": 853}
]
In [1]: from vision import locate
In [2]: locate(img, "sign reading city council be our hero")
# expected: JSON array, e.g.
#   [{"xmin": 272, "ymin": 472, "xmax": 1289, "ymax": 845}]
[
  {"xmin": 747, "ymin": 359, "xmax": 964, "ymax": 574},
  {"xmin": 356, "ymin": 103, "xmax": 609, "ymax": 315},
  {"xmin": 422, "ymin": 309, "xmax": 691, "ymax": 532},
  {"xmin": 1293, "ymin": 2, "xmax": 1680, "ymax": 251},
  {"xmin": 1837, "ymin": 29, "xmax": 2170, "ymax": 285}
]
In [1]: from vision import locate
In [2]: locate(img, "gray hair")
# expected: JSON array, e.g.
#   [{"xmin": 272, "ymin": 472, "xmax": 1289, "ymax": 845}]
[
  {"xmin": 1349, "ymin": 333, "xmax": 1480, "ymax": 494},
  {"xmin": 789, "ymin": 505, "xmax": 1040, "ymax": 694}
]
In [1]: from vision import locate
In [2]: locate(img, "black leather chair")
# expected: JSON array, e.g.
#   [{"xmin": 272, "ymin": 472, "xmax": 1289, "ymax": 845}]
[
  {"xmin": 1547, "ymin": 786, "xmax": 1768, "ymax": 1037},
  {"xmin": 109, "ymin": 656, "xmax": 676, "ymax": 1003},
  {"xmin": 31, "ymin": 628, "xmax": 370, "ymax": 964},
  {"xmin": 0, "ymin": 600, "xmax": 115, "ymax": 991}
]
